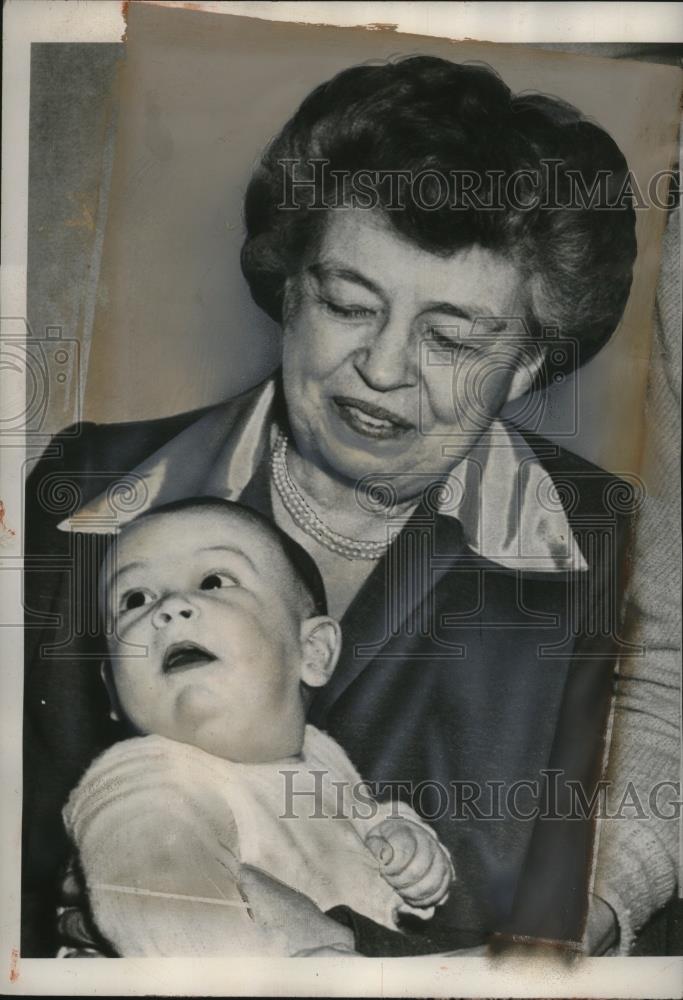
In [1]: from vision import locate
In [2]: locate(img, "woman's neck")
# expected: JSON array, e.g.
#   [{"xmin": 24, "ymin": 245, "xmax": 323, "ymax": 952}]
[
  {"xmin": 269, "ymin": 479, "xmax": 386, "ymax": 620},
  {"xmin": 270, "ymin": 431, "xmax": 422, "ymax": 620}
]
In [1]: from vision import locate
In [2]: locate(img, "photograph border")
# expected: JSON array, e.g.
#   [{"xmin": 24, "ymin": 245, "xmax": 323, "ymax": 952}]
[{"xmin": 2, "ymin": 2, "xmax": 682, "ymax": 996}]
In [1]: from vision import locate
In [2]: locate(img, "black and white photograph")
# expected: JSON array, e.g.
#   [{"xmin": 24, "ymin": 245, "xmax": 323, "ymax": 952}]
[{"xmin": 1, "ymin": 1, "xmax": 681, "ymax": 995}]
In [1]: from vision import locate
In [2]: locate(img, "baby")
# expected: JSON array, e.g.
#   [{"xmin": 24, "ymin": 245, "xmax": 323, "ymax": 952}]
[{"xmin": 63, "ymin": 497, "xmax": 454, "ymax": 957}]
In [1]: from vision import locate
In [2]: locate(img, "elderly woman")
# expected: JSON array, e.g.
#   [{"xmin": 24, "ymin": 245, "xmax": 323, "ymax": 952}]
[{"xmin": 23, "ymin": 56, "xmax": 639, "ymax": 956}]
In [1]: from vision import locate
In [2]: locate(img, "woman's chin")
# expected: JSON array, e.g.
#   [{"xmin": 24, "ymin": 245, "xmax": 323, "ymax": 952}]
[
  {"xmin": 319, "ymin": 411, "xmax": 419, "ymax": 476},
  {"xmin": 320, "ymin": 434, "xmax": 416, "ymax": 485}
]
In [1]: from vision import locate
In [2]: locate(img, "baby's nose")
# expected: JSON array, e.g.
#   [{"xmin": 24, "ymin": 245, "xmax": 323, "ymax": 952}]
[{"xmin": 151, "ymin": 595, "xmax": 197, "ymax": 629}]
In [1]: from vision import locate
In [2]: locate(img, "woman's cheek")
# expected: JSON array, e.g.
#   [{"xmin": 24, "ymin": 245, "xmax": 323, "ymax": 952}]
[
  {"xmin": 284, "ymin": 306, "xmax": 347, "ymax": 381},
  {"xmin": 421, "ymin": 365, "xmax": 459, "ymax": 432},
  {"xmin": 428, "ymin": 354, "xmax": 513, "ymax": 435}
]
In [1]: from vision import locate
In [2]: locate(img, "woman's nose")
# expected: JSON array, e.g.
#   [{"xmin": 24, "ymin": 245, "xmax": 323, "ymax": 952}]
[
  {"xmin": 353, "ymin": 317, "xmax": 416, "ymax": 391},
  {"xmin": 151, "ymin": 595, "xmax": 198, "ymax": 630}
]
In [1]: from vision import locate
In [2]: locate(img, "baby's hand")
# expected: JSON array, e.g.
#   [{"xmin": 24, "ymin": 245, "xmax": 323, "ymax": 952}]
[{"xmin": 366, "ymin": 818, "xmax": 454, "ymax": 908}]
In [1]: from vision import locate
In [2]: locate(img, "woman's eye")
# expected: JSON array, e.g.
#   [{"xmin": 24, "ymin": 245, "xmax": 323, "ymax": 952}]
[
  {"xmin": 427, "ymin": 326, "xmax": 475, "ymax": 352},
  {"xmin": 322, "ymin": 299, "xmax": 375, "ymax": 320},
  {"xmin": 199, "ymin": 572, "xmax": 237, "ymax": 591},
  {"xmin": 120, "ymin": 589, "xmax": 154, "ymax": 612}
]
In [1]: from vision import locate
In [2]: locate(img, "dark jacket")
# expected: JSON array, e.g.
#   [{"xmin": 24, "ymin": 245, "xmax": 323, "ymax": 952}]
[{"xmin": 22, "ymin": 382, "xmax": 634, "ymax": 955}]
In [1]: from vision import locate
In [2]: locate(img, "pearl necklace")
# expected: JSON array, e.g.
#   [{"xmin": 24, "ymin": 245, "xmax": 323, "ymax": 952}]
[{"xmin": 270, "ymin": 431, "xmax": 396, "ymax": 561}]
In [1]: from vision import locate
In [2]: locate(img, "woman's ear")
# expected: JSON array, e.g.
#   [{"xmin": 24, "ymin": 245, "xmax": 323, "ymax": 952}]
[
  {"xmin": 299, "ymin": 616, "xmax": 342, "ymax": 689},
  {"xmin": 100, "ymin": 661, "xmax": 122, "ymax": 722},
  {"xmin": 506, "ymin": 342, "xmax": 549, "ymax": 402}
]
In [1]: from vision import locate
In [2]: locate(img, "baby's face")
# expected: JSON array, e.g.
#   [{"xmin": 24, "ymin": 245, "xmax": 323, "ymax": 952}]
[{"xmin": 103, "ymin": 508, "xmax": 315, "ymax": 762}]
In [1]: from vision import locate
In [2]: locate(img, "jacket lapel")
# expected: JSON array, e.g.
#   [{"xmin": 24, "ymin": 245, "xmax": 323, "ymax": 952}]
[
  {"xmin": 310, "ymin": 504, "xmax": 468, "ymax": 721},
  {"xmin": 59, "ymin": 381, "xmax": 278, "ymax": 533}
]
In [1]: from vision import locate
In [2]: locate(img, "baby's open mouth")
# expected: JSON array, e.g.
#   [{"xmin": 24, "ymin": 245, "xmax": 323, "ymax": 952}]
[{"xmin": 162, "ymin": 642, "xmax": 218, "ymax": 674}]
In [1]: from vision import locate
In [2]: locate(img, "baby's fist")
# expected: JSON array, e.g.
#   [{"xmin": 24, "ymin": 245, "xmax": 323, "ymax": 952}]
[{"xmin": 366, "ymin": 818, "xmax": 454, "ymax": 908}]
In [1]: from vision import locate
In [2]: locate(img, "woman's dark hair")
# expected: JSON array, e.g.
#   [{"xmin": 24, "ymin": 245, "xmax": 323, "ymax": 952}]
[{"xmin": 241, "ymin": 56, "xmax": 637, "ymax": 381}]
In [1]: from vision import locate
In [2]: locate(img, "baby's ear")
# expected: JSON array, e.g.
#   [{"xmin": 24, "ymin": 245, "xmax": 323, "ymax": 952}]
[
  {"xmin": 299, "ymin": 616, "xmax": 342, "ymax": 688},
  {"xmin": 100, "ymin": 660, "xmax": 122, "ymax": 722}
]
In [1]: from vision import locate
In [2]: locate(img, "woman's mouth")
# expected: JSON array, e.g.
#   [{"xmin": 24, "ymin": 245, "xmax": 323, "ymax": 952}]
[
  {"xmin": 162, "ymin": 642, "xmax": 218, "ymax": 674},
  {"xmin": 332, "ymin": 396, "xmax": 414, "ymax": 440}
]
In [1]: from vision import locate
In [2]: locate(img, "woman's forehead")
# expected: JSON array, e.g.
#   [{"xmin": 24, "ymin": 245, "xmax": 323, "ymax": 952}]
[{"xmin": 308, "ymin": 208, "xmax": 523, "ymax": 315}]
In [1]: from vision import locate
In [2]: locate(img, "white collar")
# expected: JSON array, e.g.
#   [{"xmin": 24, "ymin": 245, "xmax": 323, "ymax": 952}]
[{"xmin": 58, "ymin": 378, "xmax": 587, "ymax": 573}]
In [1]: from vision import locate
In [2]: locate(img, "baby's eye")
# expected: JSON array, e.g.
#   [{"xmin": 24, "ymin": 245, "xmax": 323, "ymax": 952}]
[
  {"xmin": 120, "ymin": 589, "xmax": 155, "ymax": 612},
  {"xmin": 199, "ymin": 572, "xmax": 237, "ymax": 591}
]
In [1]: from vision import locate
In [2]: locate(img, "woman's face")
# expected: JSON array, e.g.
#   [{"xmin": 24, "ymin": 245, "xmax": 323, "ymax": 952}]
[{"xmin": 281, "ymin": 209, "xmax": 538, "ymax": 496}]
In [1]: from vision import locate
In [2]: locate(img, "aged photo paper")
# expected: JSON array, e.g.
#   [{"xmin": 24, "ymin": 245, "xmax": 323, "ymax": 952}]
[{"xmin": 2, "ymin": 1, "xmax": 682, "ymax": 996}]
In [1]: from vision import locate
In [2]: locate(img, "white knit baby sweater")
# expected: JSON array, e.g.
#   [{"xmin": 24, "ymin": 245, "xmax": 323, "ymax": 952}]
[{"xmin": 64, "ymin": 725, "xmax": 443, "ymax": 956}]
